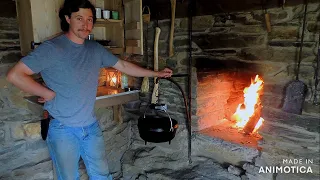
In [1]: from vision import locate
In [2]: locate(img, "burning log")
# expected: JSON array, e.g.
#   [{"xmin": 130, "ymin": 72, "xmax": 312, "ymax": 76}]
[
  {"xmin": 243, "ymin": 103, "xmax": 262, "ymax": 134},
  {"xmin": 232, "ymin": 75, "xmax": 265, "ymax": 134}
]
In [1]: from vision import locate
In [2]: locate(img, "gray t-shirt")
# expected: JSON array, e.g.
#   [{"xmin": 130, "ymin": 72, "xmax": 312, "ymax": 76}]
[{"xmin": 21, "ymin": 34, "xmax": 118, "ymax": 127}]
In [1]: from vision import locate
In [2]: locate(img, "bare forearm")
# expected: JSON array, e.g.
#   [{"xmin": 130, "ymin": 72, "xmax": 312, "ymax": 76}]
[
  {"xmin": 7, "ymin": 73, "xmax": 53, "ymax": 98},
  {"xmin": 115, "ymin": 60, "xmax": 158, "ymax": 77}
]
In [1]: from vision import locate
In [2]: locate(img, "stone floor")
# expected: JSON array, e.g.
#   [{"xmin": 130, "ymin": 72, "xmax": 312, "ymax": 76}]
[
  {"xmin": 109, "ymin": 117, "xmax": 257, "ymax": 180},
  {"xmin": 104, "ymin": 107, "xmax": 320, "ymax": 180}
]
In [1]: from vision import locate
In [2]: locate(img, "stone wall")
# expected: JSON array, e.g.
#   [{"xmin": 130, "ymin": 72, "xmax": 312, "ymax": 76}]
[
  {"xmin": 0, "ymin": 18, "xmax": 21, "ymax": 64},
  {"xmin": 0, "ymin": 17, "xmax": 53, "ymax": 179}
]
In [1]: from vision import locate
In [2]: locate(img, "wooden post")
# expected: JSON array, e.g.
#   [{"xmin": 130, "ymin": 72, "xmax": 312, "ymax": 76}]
[
  {"xmin": 169, "ymin": 0, "xmax": 176, "ymax": 57},
  {"xmin": 113, "ymin": 105, "xmax": 123, "ymax": 124},
  {"xmin": 151, "ymin": 27, "xmax": 161, "ymax": 104},
  {"xmin": 243, "ymin": 104, "xmax": 262, "ymax": 134}
]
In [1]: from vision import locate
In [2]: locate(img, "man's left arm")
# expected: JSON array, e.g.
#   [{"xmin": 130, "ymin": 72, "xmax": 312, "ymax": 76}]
[{"xmin": 112, "ymin": 59, "xmax": 172, "ymax": 78}]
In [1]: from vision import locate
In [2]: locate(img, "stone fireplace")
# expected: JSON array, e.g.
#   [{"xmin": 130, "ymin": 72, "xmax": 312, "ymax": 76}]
[{"xmin": 195, "ymin": 57, "xmax": 264, "ymax": 149}]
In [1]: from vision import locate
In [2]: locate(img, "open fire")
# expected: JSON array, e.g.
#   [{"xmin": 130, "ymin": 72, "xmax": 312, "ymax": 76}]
[
  {"xmin": 232, "ymin": 75, "xmax": 264, "ymax": 134},
  {"xmin": 197, "ymin": 71, "xmax": 265, "ymax": 148}
]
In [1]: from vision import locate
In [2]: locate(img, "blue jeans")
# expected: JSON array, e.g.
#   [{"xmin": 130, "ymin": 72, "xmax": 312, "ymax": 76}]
[{"xmin": 46, "ymin": 119, "xmax": 112, "ymax": 180}]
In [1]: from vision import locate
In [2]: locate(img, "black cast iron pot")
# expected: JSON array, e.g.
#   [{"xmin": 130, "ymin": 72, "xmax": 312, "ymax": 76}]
[{"xmin": 138, "ymin": 105, "xmax": 178, "ymax": 144}]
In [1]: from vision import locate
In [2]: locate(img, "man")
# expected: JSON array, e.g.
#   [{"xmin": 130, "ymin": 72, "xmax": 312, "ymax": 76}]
[{"xmin": 6, "ymin": 0, "xmax": 172, "ymax": 179}]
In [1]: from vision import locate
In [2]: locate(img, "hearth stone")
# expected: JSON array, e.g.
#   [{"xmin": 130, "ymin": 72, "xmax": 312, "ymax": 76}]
[
  {"xmin": 228, "ymin": 165, "xmax": 244, "ymax": 176},
  {"xmin": 193, "ymin": 132, "xmax": 260, "ymax": 166},
  {"xmin": 120, "ymin": 122, "xmax": 257, "ymax": 180}
]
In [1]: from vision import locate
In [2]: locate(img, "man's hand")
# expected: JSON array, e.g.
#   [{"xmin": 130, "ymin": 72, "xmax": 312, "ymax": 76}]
[
  {"xmin": 38, "ymin": 91, "xmax": 56, "ymax": 103},
  {"xmin": 156, "ymin": 68, "xmax": 173, "ymax": 78}
]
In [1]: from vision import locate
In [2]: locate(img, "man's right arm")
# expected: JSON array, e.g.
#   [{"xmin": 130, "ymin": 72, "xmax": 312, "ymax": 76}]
[{"xmin": 6, "ymin": 61, "xmax": 55, "ymax": 101}]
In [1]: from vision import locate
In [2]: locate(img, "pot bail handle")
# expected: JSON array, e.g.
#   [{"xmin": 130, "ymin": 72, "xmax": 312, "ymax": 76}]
[{"xmin": 143, "ymin": 104, "xmax": 174, "ymax": 132}]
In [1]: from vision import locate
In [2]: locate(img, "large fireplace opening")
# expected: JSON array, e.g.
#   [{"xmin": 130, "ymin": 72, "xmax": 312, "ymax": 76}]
[{"xmin": 195, "ymin": 58, "xmax": 265, "ymax": 149}]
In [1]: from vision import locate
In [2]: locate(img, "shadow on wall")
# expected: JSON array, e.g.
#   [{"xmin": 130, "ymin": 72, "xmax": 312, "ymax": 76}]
[
  {"xmin": 0, "ymin": 0, "xmax": 16, "ymax": 18},
  {"xmin": 195, "ymin": 57, "xmax": 259, "ymax": 76}
]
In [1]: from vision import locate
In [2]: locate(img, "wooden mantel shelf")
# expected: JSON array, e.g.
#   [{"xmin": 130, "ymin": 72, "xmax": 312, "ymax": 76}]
[
  {"xmin": 24, "ymin": 89, "xmax": 140, "ymax": 109},
  {"xmin": 95, "ymin": 89, "xmax": 139, "ymax": 108}
]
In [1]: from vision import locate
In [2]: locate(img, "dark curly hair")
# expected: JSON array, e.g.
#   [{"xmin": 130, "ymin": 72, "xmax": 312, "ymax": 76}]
[{"xmin": 59, "ymin": 0, "xmax": 96, "ymax": 32}]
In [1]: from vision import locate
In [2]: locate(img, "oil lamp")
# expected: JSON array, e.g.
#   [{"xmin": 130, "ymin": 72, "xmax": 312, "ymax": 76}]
[{"xmin": 105, "ymin": 68, "xmax": 121, "ymax": 88}]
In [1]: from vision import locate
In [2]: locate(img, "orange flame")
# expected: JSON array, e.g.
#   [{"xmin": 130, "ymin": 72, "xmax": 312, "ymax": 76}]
[
  {"xmin": 232, "ymin": 75, "xmax": 264, "ymax": 132},
  {"xmin": 112, "ymin": 77, "xmax": 117, "ymax": 84}
]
